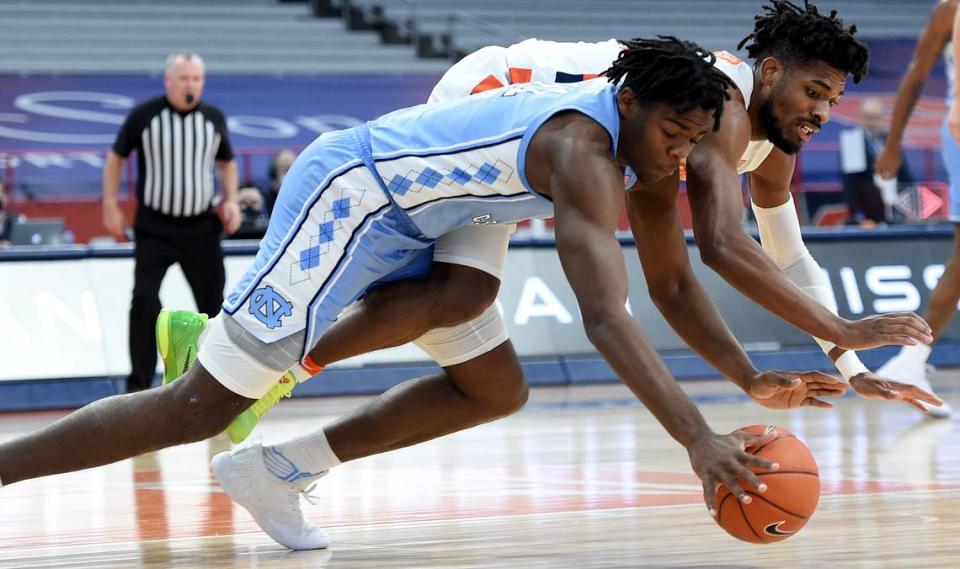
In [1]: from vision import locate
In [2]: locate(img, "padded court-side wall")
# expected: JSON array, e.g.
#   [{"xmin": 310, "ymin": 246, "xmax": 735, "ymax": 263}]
[{"xmin": 1, "ymin": 227, "xmax": 958, "ymax": 411}]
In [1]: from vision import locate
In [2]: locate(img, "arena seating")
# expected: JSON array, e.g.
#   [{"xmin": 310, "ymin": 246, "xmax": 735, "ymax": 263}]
[
  {"xmin": 0, "ymin": 0, "xmax": 446, "ymax": 74},
  {"xmin": 349, "ymin": 0, "xmax": 934, "ymax": 57},
  {"xmin": 0, "ymin": 0, "xmax": 938, "ymax": 75}
]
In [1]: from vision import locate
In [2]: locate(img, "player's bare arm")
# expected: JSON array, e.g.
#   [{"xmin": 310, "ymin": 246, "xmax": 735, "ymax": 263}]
[
  {"xmin": 526, "ymin": 112, "xmax": 774, "ymax": 510},
  {"xmin": 685, "ymin": 97, "xmax": 843, "ymax": 341},
  {"xmin": 626, "ymin": 173, "xmax": 845, "ymax": 410},
  {"xmin": 684, "ymin": 95, "xmax": 932, "ymax": 351},
  {"xmin": 750, "ymin": 145, "xmax": 944, "ymax": 411},
  {"xmin": 876, "ymin": 0, "xmax": 956, "ymax": 178}
]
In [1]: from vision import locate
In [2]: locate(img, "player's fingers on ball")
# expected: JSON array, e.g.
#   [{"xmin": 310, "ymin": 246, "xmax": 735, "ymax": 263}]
[
  {"xmin": 738, "ymin": 468, "xmax": 766, "ymax": 492},
  {"xmin": 741, "ymin": 452, "xmax": 776, "ymax": 471},
  {"xmin": 736, "ymin": 431, "xmax": 773, "ymax": 448},
  {"xmin": 719, "ymin": 471, "xmax": 750, "ymax": 504},
  {"xmin": 733, "ymin": 430, "xmax": 757, "ymax": 444},
  {"xmin": 903, "ymin": 398, "xmax": 929, "ymax": 413},
  {"xmin": 702, "ymin": 479, "xmax": 718, "ymax": 516}
]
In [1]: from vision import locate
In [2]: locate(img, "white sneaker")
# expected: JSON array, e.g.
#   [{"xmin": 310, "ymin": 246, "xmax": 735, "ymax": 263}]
[
  {"xmin": 212, "ymin": 444, "xmax": 330, "ymax": 550},
  {"xmin": 877, "ymin": 355, "xmax": 953, "ymax": 419}
]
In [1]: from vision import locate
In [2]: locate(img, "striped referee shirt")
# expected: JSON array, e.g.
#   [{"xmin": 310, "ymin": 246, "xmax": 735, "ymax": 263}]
[{"xmin": 112, "ymin": 96, "xmax": 233, "ymax": 218}]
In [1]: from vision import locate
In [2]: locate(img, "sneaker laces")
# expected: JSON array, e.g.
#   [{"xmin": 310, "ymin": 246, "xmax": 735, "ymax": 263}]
[
  {"xmin": 280, "ymin": 481, "xmax": 320, "ymax": 520},
  {"xmin": 300, "ymin": 483, "xmax": 319, "ymax": 506},
  {"xmin": 290, "ymin": 471, "xmax": 328, "ymax": 510}
]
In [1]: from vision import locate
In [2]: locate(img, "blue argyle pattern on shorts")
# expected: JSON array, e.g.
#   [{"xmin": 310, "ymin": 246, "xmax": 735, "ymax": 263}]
[
  {"xmin": 293, "ymin": 188, "xmax": 368, "ymax": 284},
  {"xmin": 385, "ymin": 160, "xmax": 513, "ymax": 196}
]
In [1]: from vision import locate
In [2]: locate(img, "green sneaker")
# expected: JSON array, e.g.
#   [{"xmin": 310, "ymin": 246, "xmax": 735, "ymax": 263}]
[
  {"xmin": 156, "ymin": 308, "xmax": 298, "ymax": 444},
  {"xmin": 156, "ymin": 309, "xmax": 208, "ymax": 384},
  {"xmin": 226, "ymin": 372, "xmax": 297, "ymax": 444}
]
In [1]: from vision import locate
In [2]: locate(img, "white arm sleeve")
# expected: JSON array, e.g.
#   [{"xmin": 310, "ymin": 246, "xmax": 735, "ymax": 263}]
[{"xmin": 751, "ymin": 196, "xmax": 868, "ymax": 380}]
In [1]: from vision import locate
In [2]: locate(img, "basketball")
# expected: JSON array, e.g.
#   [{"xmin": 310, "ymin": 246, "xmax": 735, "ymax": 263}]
[{"xmin": 714, "ymin": 425, "xmax": 820, "ymax": 544}]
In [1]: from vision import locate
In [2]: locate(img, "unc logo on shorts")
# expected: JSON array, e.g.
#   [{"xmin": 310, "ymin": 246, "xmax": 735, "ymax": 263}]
[{"xmin": 248, "ymin": 286, "xmax": 293, "ymax": 329}]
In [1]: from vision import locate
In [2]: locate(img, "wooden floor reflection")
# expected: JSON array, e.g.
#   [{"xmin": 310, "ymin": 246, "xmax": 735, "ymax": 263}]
[{"xmin": 0, "ymin": 371, "xmax": 957, "ymax": 568}]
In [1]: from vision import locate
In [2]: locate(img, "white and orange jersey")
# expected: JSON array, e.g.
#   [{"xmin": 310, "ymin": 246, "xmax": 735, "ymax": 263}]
[
  {"xmin": 429, "ymin": 39, "xmax": 774, "ymax": 179},
  {"xmin": 428, "ymin": 38, "xmax": 622, "ymax": 103},
  {"xmin": 710, "ymin": 50, "xmax": 775, "ymax": 175}
]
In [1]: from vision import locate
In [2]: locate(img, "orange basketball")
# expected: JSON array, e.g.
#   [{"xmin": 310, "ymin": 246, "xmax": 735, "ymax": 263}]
[{"xmin": 714, "ymin": 424, "xmax": 820, "ymax": 544}]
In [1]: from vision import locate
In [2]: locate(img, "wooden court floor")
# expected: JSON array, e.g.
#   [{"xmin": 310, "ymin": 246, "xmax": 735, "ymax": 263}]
[{"xmin": 0, "ymin": 371, "xmax": 957, "ymax": 568}]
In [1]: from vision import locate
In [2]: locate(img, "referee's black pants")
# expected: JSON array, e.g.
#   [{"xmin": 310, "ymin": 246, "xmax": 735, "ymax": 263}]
[{"xmin": 128, "ymin": 211, "xmax": 225, "ymax": 392}]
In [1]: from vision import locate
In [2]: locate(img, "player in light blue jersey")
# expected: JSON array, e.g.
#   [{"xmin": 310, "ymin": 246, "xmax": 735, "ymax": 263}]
[
  {"xmin": 229, "ymin": 2, "xmax": 938, "ymax": 435},
  {"xmin": 875, "ymin": 0, "xmax": 957, "ymax": 416},
  {"xmin": 0, "ymin": 37, "xmax": 930, "ymax": 550}
]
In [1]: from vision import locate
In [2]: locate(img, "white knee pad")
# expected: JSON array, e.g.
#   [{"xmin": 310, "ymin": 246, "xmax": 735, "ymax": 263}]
[
  {"xmin": 197, "ymin": 315, "xmax": 292, "ymax": 399},
  {"xmin": 413, "ymin": 303, "xmax": 509, "ymax": 367}
]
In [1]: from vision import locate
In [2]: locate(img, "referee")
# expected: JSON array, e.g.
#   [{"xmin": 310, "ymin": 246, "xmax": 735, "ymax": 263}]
[{"xmin": 102, "ymin": 52, "xmax": 241, "ymax": 392}]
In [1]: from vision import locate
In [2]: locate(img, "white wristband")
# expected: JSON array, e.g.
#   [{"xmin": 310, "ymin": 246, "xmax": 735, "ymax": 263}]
[{"xmin": 834, "ymin": 351, "xmax": 869, "ymax": 381}]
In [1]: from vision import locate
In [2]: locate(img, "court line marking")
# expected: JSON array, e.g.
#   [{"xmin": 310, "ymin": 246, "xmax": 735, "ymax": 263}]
[{"xmin": 4, "ymin": 486, "xmax": 959, "ymax": 558}]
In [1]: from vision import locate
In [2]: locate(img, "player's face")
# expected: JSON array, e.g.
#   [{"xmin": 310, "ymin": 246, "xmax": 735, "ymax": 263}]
[
  {"xmin": 759, "ymin": 58, "xmax": 846, "ymax": 154},
  {"xmin": 618, "ymin": 96, "xmax": 713, "ymax": 184},
  {"xmin": 164, "ymin": 58, "xmax": 205, "ymax": 112}
]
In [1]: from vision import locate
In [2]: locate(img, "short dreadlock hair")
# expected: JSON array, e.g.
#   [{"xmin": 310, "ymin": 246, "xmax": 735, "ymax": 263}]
[
  {"xmin": 604, "ymin": 36, "xmax": 734, "ymax": 131},
  {"xmin": 738, "ymin": 0, "xmax": 869, "ymax": 83}
]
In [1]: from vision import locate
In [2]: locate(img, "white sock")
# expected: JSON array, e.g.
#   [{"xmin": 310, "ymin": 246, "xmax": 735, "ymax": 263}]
[
  {"xmin": 263, "ymin": 428, "xmax": 342, "ymax": 489},
  {"xmin": 899, "ymin": 343, "xmax": 932, "ymax": 365}
]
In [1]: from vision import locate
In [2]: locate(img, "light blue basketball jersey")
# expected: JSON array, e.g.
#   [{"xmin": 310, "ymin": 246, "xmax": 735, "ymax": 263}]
[
  {"xmin": 364, "ymin": 79, "xmax": 621, "ymax": 238},
  {"xmin": 224, "ymin": 79, "xmax": 623, "ymax": 350}
]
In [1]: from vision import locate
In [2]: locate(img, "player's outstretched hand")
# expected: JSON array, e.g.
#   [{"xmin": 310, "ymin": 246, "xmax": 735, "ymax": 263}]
[
  {"xmin": 836, "ymin": 313, "xmax": 933, "ymax": 350},
  {"xmin": 748, "ymin": 370, "xmax": 847, "ymax": 410},
  {"xmin": 849, "ymin": 372, "xmax": 945, "ymax": 413},
  {"xmin": 688, "ymin": 431, "xmax": 778, "ymax": 518}
]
